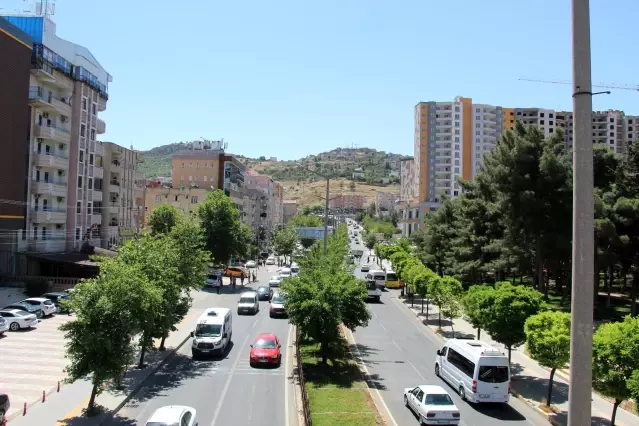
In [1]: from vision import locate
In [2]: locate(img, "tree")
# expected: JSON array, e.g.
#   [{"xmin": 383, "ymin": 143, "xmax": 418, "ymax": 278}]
[
  {"xmin": 148, "ymin": 204, "xmax": 182, "ymax": 235},
  {"xmin": 524, "ymin": 311, "xmax": 571, "ymax": 407},
  {"xmin": 272, "ymin": 226, "xmax": 299, "ymax": 263},
  {"xmin": 364, "ymin": 233, "xmax": 377, "ymax": 251},
  {"xmin": 592, "ymin": 316, "xmax": 639, "ymax": 425},
  {"xmin": 439, "ymin": 276, "xmax": 463, "ymax": 335},
  {"xmin": 419, "ymin": 198, "xmax": 458, "ymax": 276},
  {"xmin": 197, "ymin": 190, "xmax": 248, "ymax": 264},
  {"xmin": 291, "ymin": 214, "xmax": 323, "ymax": 228},
  {"xmin": 283, "ymin": 231, "xmax": 370, "ymax": 364},
  {"xmin": 60, "ymin": 259, "xmax": 161, "ymax": 414},
  {"xmin": 461, "ymin": 285, "xmax": 493, "ymax": 340},
  {"xmin": 367, "ymin": 202, "xmax": 376, "ymax": 217},
  {"xmin": 349, "ymin": 181, "xmax": 356, "ymax": 192},
  {"xmin": 117, "ymin": 235, "xmax": 181, "ymax": 368},
  {"xmin": 483, "ymin": 281, "xmax": 543, "ymax": 363}
]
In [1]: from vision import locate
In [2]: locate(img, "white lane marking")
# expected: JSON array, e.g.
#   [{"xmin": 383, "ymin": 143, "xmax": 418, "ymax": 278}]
[
  {"xmin": 285, "ymin": 323, "xmax": 293, "ymax": 426},
  {"xmin": 407, "ymin": 361, "xmax": 425, "ymax": 381},
  {"xmin": 210, "ymin": 333, "xmax": 250, "ymax": 426},
  {"xmin": 346, "ymin": 327, "xmax": 399, "ymax": 426},
  {"xmin": 392, "ymin": 340, "xmax": 403, "ymax": 353}
]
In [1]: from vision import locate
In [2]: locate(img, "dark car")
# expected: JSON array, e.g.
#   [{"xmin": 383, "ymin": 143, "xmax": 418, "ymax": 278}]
[
  {"xmin": 43, "ymin": 292, "xmax": 71, "ymax": 313},
  {"xmin": 3, "ymin": 302, "xmax": 42, "ymax": 319},
  {"xmin": 0, "ymin": 392, "xmax": 9, "ymax": 422},
  {"xmin": 256, "ymin": 286, "xmax": 272, "ymax": 301}
]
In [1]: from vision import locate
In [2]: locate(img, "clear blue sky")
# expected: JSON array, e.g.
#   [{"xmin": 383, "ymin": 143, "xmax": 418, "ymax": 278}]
[{"xmin": 5, "ymin": 0, "xmax": 638, "ymax": 159}]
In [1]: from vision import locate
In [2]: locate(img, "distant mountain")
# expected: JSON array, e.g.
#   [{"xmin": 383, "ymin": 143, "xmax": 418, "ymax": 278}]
[{"xmin": 138, "ymin": 142, "xmax": 409, "ymax": 185}]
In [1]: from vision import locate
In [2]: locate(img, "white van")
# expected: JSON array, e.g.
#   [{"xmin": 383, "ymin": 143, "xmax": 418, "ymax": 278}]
[
  {"xmin": 191, "ymin": 308, "xmax": 232, "ymax": 358},
  {"xmin": 279, "ymin": 267, "xmax": 292, "ymax": 278},
  {"xmin": 366, "ymin": 270, "xmax": 387, "ymax": 289},
  {"xmin": 290, "ymin": 263, "xmax": 300, "ymax": 276},
  {"xmin": 434, "ymin": 339, "xmax": 510, "ymax": 404}
]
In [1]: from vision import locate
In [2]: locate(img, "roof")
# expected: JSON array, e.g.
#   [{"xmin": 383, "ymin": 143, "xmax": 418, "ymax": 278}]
[
  {"xmin": 256, "ymin": 333, "xmax": 277, "ymax": 340},
  {"xmin": 197, "ymin": 307, "xmax": 230, "ymax": 324},
  {"xmin": 148, "ymin": 405, "xmax": 192, "ymax": 422},
  {"xmin": 417, "ymin": 385, "xmax": 448, "ymax": 394},
  {"xmin": 447, "ymin": 339, "xmax": 506, "ymax": 358}
]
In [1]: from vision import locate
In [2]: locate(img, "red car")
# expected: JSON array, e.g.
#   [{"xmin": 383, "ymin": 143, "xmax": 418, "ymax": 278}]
[{"xmin": 249, "ymin": 333, "xmax": 282, "ymax": 367}]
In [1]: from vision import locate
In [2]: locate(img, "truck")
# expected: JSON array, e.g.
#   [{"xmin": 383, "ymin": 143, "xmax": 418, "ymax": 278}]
[{"xmin": 351, "ymin": 249, "xmax": 364, "ymax": 257}]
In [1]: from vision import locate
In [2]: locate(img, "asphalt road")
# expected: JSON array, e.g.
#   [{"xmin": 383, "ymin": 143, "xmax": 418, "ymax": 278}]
[
  {"xmin": 346, "ymin": 226, "xmax": 549, "ymax": 426},
  {"xmin": 104, "ymin": 266, "xmax": 297, "ymax": 426}
]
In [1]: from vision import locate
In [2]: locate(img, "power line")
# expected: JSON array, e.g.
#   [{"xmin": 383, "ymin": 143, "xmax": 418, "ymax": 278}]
[{"xmin": 519, "ymin": 77, "xmax": 639, "ymax": 92}]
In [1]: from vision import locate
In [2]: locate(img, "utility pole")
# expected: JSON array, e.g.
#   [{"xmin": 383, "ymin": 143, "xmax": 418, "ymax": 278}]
[
  {"xmin": 568, "ymin": 0, "xmax": 594, "ymax": 425},
  {"xmin": 323, "ymin": 177, "xmax": 329, "ymax": 255}
]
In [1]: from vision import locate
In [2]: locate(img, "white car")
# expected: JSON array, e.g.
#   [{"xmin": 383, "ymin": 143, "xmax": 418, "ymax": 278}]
[
  {"xmin": 145, "ymin": 405, "xmax": 197, "ymax": 426},
  {"xmin": 0, "ymin": 316, "xmax": 8, "ymax": 335},
  {"xmin": 266, "ymin": 257, "xmax": 275, "ymax": 265},
  {"xmin": 0, "ymin": 309, "xmax": 39, "ymax": 331},
  {"xmin": 22, "ymin": 297, "xmax": 57, "ymax": 316},
  {"xmin": 361, "ymin": 264, "xmax": 371, "ymax": 272},
  {"xmin": 269, "ymin": 276, "xmax": 283, "ymax": 288},
  {"xmin": 245, "ymin": 260, "xmax": 256, "ymax": 268},
  {"xmin": 404, "ymin": 385, "xmax": 460, "ymax": 425},
  {"xmin": 237, "ymin": 291, "xmax": 259, "ymax": 315},
  {"xmin": 279, "ymin": 267, "xmax": 292, "ymax": 278}
]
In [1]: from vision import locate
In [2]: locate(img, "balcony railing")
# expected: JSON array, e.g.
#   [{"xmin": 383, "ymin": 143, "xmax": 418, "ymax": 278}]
[
  {"xmin": 28, "ymin": 86, "xmax": 53, "ymax": 103},
  {"xmin": 31, "ymin": 206, "xmax": 67, "ymax": 213},
  {"xmin": 36, "ymin": 150, "xmax": 69, "ymax": 159},
  {"xmin": 33, "ymin": 178, "xmax": 67, "ymax": 186}
]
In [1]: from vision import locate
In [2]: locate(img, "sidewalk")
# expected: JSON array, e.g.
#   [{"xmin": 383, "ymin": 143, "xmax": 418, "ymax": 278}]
[
  {"xmin": 8, "ymin": 305, "xmax": 203, "ymax": 425},
  {"xmin": 397, "ymin": 293, "xmax": 639, "ymax": 426}
]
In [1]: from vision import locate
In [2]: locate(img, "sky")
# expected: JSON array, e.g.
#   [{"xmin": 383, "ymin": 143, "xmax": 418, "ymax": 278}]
[{"xmin": 3, "ymin": 0, "xmax": 639, "ymax": 160}]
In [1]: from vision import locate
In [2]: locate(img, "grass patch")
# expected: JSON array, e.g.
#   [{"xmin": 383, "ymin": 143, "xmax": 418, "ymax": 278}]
[{"xmin": 300, "ymin": 337, "xmax": 383, "ymax": 426}]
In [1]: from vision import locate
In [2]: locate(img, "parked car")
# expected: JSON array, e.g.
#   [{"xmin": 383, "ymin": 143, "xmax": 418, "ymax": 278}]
[
  {"xmin": 249, "ymin": 333, "xmax": 282, "ymax": 367},
  {"xmin": 266, "ymin": 257, "xmax": 275, "ymax": 265},
  {"xmin": 0, "ymin": 316, "xmax": 8, "ymax": 336},
  {"xmin": 0, "ymin": 393, "xmax": 10, "ymax": 423},
  {"xmin": 404, "ymin": 385, "xmax": 460, "ymax": 425},
  {"xmin": 144, "ymin": 405, "xmax": 197, "ymax": 426},
  {"xmin": 21, "ymin": 297, "xmax": 57, "ymax": 317},
  {"xmin": 0, "ymin": 309, "xmax": 39, "ymax": 331},
  {"xmin": 3, "ymin": 302, "xmax": 42, "ymax": 319},
  {"xmin": 42, "ymin": 292, "xmax": 71, "ymax": 309},
  {"xmin": 245, "ymin": 260, "xmax": 256, "ymax": 268},
  {"xmin": 268, "ymin": 276, "xmax": 282, "ymax": 288},
  {"xmin": 237, "ymin": 291, "xmax": 259, "ymax": 315}
]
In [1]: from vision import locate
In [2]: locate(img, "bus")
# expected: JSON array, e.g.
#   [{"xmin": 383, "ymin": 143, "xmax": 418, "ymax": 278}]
[{"xmin": 385, "ymin": 270, "xmax": 405, "ymax": 289}]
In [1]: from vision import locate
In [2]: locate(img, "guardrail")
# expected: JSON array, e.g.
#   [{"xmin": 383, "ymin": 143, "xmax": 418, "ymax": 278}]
[{"xmin": 295, "ymin": 329, "xmax": 312, "ymax": 426}]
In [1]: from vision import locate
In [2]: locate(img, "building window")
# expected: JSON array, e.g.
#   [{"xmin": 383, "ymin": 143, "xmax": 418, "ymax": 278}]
[
  {"xmin": 87, "ymin": 202, "xmax": 92, "ymax": 215},
  {"xmin": 180, "ymin": 176, "xmax": 185, "ymax": 181},
  {"xmin": 188, "ymin": 176, "xmax": 192, "ymax": 181},
  {"xmin": 81, "ymin": 124, "xmax": 86, "ymax": 137},
  {"xmin": 82, "ymin": 98, "xmax": 87, "ymax": 111},
  {"xmin": 89, "ymin": 153, "xmax": 94, "ymax": 165},
  {"xmin": 88, "ymin": 178, "xmax": 93, "ymax": 190},
  {"xmin": 79, "ymin": 150, "xmax": 84, "ymax": 163},
  {"xmin": 191, "ymin": 196, "xmax": 198, "ymax": 204},
  {"xmin": 203, "ymin": 176, "xmax": 208, "ymax": 182},
  {"xmin": 90, "ymin": 129, "xmax": 95, "ymax": 141},
  {"xmin": 175, "ymin": 195, "xmax": 179, "ymax": 201},
  {"xmin": 92, "ymin": 103, "xmax": 96, "ymax": 115},
  {"xmin": 78, "ymin": 176, "xmax": 83, "ymax": 188},
  {"xmin": 155, "ymin": 195, "xmax": 161, "ymax": 203},
  {"xmin": 76, "ymin": 201, "xmax": 81, "ymax": 213},
  {"xmin": 181, "ymin": 162, "xmax": 185, "ymax": 168}
]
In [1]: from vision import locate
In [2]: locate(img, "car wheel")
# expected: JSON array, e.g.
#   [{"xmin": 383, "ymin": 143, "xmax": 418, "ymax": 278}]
[
  {"xmin": 419, "ymin": 413, "xmax": 426, "ymax": 426},
  {"xmin": 192, "ymin": 351, "xmax": 199, "ymax": 360},
  {"xmin": 237, "ymin": 309, "xmax": 241, "ymax": 315},
  {"xmin": 459, "ymin": 385, "xmax": 466, "ymax": 401},
  {"xmin": 9, "ymin": 322, "xmax": 20, "ymax": 331},
  {"xmin": 403, "ymin": 395, "xmax": 408, "ymax": 407},
  {"xmin": 435, "ymin": 363, "xmax": 440, "ymax": 377}
]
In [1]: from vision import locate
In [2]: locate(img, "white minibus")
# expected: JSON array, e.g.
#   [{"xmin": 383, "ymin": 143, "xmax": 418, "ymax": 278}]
[
  {"xmin": 434, "ymin": 339, "xmax": 510, "ymax": 404},
  {"xmin": 366, "ymin": 270, "xmax": 387, "ymax": 290},
  {"xmin": 191, "ymin": 308, "xmax": 232, "ymax": 359}
]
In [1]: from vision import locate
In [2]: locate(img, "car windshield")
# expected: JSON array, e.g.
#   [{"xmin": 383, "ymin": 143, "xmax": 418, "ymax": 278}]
[
  {"xmin": 257, "ymin": 287, "xmax": 269, "ymax": 293},
  {"xmin": 239, "ymin": 296, "xmax": 256, "ymax": 304},
  {"xmin": 254, "ymin": 338, "xmax": 277, "ymax": 349},
  {"xmin": 424, "ymin": 393, "xmax": 454, "ymax": 405},
  {"xmin": 195, "ymin": 324, "xmax": 222, "ymax": 337},
  {"xmin": 23, "ymin": 300, "xmax": 39, "ymax": 305},
  {"xmin": 271, "ymin": 276, "xmax": 281, "ymax": 281},
  {"xmin": 207, "ymin": 274, "xmax": 218, "ymax": 280},
  {"xmin": 478, "ymin": 365, "xmax": 509, "ymax": 383},
  {"xmin": 386, "ymin": 273, "xmax": 398, "ymax": 281},
  {"xmin": 272, "ymin": 295, "xmax": 285, "ymax": 304}
]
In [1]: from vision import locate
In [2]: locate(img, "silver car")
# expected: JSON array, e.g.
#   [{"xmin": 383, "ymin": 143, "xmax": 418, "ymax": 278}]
[
  {"xmin": 0, "ymin": 316, "xmax": 8, "ymax": 335},
  {"xmin": 237, "ymin": 291, "xmax": 259, "ymax": 315}
]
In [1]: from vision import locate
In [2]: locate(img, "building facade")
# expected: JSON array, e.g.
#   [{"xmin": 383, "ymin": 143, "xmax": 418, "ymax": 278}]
[
  {"xmin": 283, "ymin": 200, "xmax": 297, "ymax": 224},
  {"xmin": 144, "ymin": 186, "xmax": 209, "ymax": 225},
  {"xmin": 329, "ymin": 194, "xmax": 365, "ymax": 210},
  {"xmin": 4, "ymin": 15, "xmax": 112, "ymax": 253},
  {"xmin": 399, "ymin": 158, "xmax": 417, "ymax": 202},
  {"xmin": 100, "ymin": 142, "xmax": 145, "ymax": 248},
  {"xmin": 375, "ymin": 191, "xmax": 399, "ymax": 215},
  {"xmin": 245, "ymin": 170, "xmax": 284, "ymax": 231},
  {"xmin": 0, "ymin": 19, "xmax": 32, "ymax": 237}
]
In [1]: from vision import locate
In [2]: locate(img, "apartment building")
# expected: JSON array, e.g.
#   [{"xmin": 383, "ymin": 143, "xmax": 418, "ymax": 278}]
[
  {"xmin": 399, "ymin": 158, "xmax": 417, "ymax": 202},
  {"xmin": 245, "ymin": 170, "xmax": 284, "ymax": 231},
  {"xmin": 411, "ymin": 96, "xmax": 639, "ymax": 211},
  {"xmin": 0, "ymin": 19, "xmax": 32, "ymax": 240},
  {"xmin": 375, "ymin": 191, "xmax": 399, "ymax": 215},
  {"xmin": 100, "ymin": 142, "xmax": 145, "ymax": 248},
  {"xmin": 283, "ymin": 200, "xmax": 298, "ymax": 224},
  {"xmin": 144, "ymin": 186, "xmax": 208, "ymax": 225},
  {"xmin": 4, "ymin": 15, "xmax": 112, "ymax": 253},
  {"xmin": 329, "ymin": 194, "xmax": 365, "ymax": 211}
]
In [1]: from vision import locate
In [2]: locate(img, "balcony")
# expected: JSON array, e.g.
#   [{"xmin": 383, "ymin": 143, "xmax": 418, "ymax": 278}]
[
  {"xmin": 97, "ymin": 119, "xmax": 106, "ymax": 134},
  {"xmin": 33, "ymin": 151, "xmax": 69, "ymax": 170},
  {"xmin": 110, "ymin": 160, "xmax": 123, "ymax": 174},
  {"xmin": 93, "ymin": 165, "xmax": 104, "ymax": 179},
  {"xmin": 92, "ymin": 189, "xmax": 103, "ymax": 202},
  {"xmin": 98, "ymin": 97, "xmax": 107, "ymax": 112},
  {"xmin": 51, "ymin": 97, "xmax": 72, "ymax": 116},
  {"xmin": 32, "ymin": 179, "xmax": 67, "ymax": 198},
  {"xmin": 95, "ymin": 143, "xmax": 104, "ymax": 156},
  {"xmin": 31, "ymin": 207, "xmax": 67, "ymax": 223},
  {"xmin": 108, "ymin": 203, "xmax": 120, "ymax": 214},
  {"xmin": 92, "ymin": 212, "xmax": 102, "ymax": 225},
  {"xmin": 109, "ymin": 181, "xmax": 121, "ymax": 194},
  {"xmin": 28, "ymin": 87, "xmax": 71, "ymax": 116},
  {"xmin": 34, "ymin": 125, "xmax": 71, "ymax": 144},
  {"xmin": 23, "ymin": 238, "xmax": 67, "ymax": 253}
]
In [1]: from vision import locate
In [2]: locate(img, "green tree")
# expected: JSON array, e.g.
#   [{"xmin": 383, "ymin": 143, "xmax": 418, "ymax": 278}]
[
  {"xmin": 461, "ymin": 285, "xmax": 493, "ymax": 340},
  {"xmin": 364, "ymin": 233, "xmax": 377, "ymax": 251},
  {"xmin": 148, "ymin": 204, "xmax": 183, "ymax": 235},
  {"xmin": 283, "ymin": 232, "xmax": 370, "ymax": 364},
  {"xmin": 60, "ymin": 260, "xmax": 161, "ymax": 414},
  {"xmin": 592, "ymin": 316, "xmax": 639, "ymax": 425},
  {"xmin": 291, "ymin": 214, "xmax": 323, "ymax": 227},
  {"xmin": 419, "ymin": 198, "xmax": 458, "ymax": 276},
  {"xmin": 197, "ymin": 190, "xmax": 248, "ymax": 264},
  {"xmin": 524, "ymin": 311, "xmax": 571, "ymax": 407},
  {"xmin": 439, "ymin": 276, "xmax": 463, "ymax": 335},
  {"xmin": 272, "ymin": 226, "xmax": 300, "ymax": 263},
  {"xmin": 483, "ymin": 281, "xmax": 543, "ymax": 363}
]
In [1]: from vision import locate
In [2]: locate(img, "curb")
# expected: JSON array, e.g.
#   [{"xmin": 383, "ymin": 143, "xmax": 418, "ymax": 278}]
[
  {"xmin": 290, "ymin": 326, "xmax": 307, "ymax": 426},
  {"xmin": 97, "ymin": 333, "xmax": 192, "ymax": 425}
]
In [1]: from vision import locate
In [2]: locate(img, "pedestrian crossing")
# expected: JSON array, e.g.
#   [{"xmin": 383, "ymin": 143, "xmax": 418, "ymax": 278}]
[{"xmin": 0, "ymin": 313, "xmax": 73, "ymax": 419}]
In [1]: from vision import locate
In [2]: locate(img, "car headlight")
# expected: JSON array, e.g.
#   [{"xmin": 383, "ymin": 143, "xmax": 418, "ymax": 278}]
[{"xmin": 272, "ymin": 354, "xmax": 279, "ymax": 359}]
